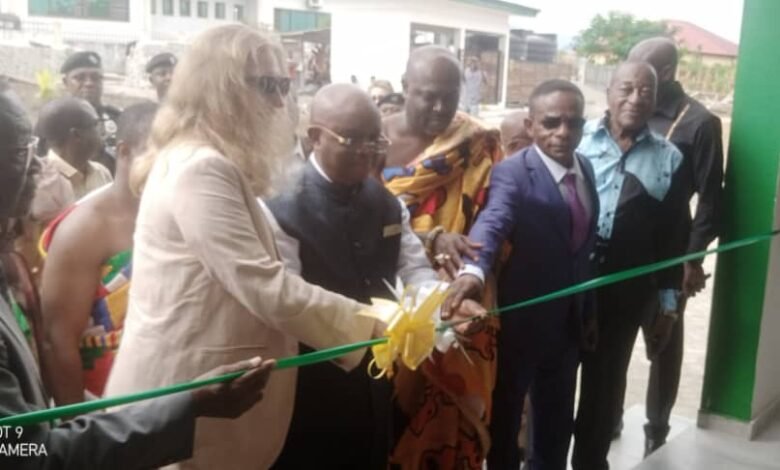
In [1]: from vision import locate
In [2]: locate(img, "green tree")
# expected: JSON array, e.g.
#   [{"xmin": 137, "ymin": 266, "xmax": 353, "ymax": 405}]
[{"xmin": 574, "ymin": 12, "xmax": 671, "ymax": 64}]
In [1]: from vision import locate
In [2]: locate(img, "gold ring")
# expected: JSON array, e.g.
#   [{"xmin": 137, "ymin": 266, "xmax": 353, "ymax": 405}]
[{"xmin": 434, "ymin": 253, "xmax": 451, "ymax": 264}]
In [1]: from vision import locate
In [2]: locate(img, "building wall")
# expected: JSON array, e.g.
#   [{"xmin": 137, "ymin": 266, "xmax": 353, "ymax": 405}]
[
  {"xmin": 1, "ymin": 1, "xmax": 254, "ymax": 43},
  {"xmin": 2, "ymin": 0, "xmax": 519, "ymax": 102},
  {"xmin": 754, "ymin": 194, "xmax": 780, "ymax": 419},
  {"xmin": 3, "ymin": 0, "xmax": 144, "ymax": 41},
  {"xmin": 698, "ymin": 54, "xmax": 738, "ymax": 67},
  {"xmin": 150, "ymin": 0, "xmax": 249, "ymax": 41},
  {"xmin": 263, "ymin": 0, "xmax": 511, "ymax": 100}
]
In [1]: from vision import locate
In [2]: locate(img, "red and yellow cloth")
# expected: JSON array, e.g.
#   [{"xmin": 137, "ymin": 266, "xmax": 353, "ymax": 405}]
[
  {"xmin": 383, "ymin": 112, "xmax": 503, "ymax": 469},
  {"xmin": 39, "ymin": 205, "xmax": 131, "ymax": 397}
]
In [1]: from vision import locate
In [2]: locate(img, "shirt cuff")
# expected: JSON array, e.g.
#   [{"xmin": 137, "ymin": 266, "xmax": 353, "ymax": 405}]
[
  {"xmin": 659, "ymin": 289, "xmax": 679, "ymax": 312},
  {"xmin": 458, "ymin": 264, "xmax": 485, "ymax": 284}
]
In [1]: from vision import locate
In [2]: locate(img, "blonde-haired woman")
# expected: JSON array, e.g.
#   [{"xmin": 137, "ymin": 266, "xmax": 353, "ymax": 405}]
[{"xmin": 105, "ymin": 25, "xmax": 378, "ymax": 469}]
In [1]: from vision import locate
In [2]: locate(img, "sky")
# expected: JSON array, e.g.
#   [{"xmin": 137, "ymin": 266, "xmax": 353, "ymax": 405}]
[{"xmin": 510, "ymin": 0, "xmax": 744, "ymax": 47}]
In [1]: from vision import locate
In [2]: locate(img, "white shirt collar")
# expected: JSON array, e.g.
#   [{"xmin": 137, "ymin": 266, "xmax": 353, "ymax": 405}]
[
  {"xmin": 534, "ymin": 145, "xmax": 579, "ymax": 184},
  {"xmin": 292, "ymin": 137, "xmax": 307, "ymax": 162},
  {"xmin": 310, "ymin": 154, "xmax": 333, "ymax": 183}
]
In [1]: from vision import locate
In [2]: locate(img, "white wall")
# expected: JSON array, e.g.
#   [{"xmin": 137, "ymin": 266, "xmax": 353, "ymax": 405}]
[
  {"xmin": 263, "ymin": 0, "xmax": 513, "ymax": 99},
  {"xmin": 150, "ymin": 0, "xmax": 248, "ymax": 41},
  {"xmin": 752, "ymin": 177, "xmax": 780, "ymax": 421},
  {"xmin": 4, "ymin": 0, "xmax": 145, "ymax": 42},
  {"xmin": 2, "ymin": 0, "xmax": 250, "ymax": 43}
]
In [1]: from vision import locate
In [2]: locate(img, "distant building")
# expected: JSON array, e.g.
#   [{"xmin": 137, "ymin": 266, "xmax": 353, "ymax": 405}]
[
  {"xmin": 509, "ymin": 29, "xmax": 557, "ymax": 63},
  {"xmin": 1, "ymin": 0, "xmax": 539, "ymax": 106},
  {"xmin": 665, "ymin": 19, "xmax": 739, "ymax": 66},
  {"xmin": 272, "ymin": 0, "xmax": 539, "ymax": 106}
]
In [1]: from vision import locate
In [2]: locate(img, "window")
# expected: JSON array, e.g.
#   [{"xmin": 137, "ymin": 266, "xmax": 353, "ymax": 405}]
[
  {"xmin": 29, "ymin": 0, "xmax": 130, "ymax": 22},
  {"xmin": 274, "ymin": 9, "xmax": 331, "ymax": 33},
  {"xmin": 150, "ymin": 0, "xmax": 156, "ymax": 15},
  {"xmin": 197, "ymin": 1, "xmax": 208, "ymax": 18},
  {"xmin": 162, "ymin": 0, "xmax": 173, "ymax": 16},
  {"xmin": 215, "ymin": 2, "xmax": 225, "ymax": 20},
  {"xmin": 233, "ymin": 4, "xmax": 244, "ymax": 22},
  {"xmin": 179, "ymin": 0, "xmax": 190, "ymax": 16}
]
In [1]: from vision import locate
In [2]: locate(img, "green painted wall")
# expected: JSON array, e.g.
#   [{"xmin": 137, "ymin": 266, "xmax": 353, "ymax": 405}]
[{"xmin": 701, "ymin": 0, "xmax": 780, "ymax": 420}]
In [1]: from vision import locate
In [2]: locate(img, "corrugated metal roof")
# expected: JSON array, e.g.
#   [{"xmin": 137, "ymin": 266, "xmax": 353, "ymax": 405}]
[{"xmin": 666, "ymin": 20, "xmax": 739, "ymax": 58}]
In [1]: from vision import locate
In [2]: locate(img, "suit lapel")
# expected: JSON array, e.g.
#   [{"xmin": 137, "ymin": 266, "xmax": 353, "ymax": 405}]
[{"xmin": 525, "ymin": 147, "xmax": 571, "ymax": 245}]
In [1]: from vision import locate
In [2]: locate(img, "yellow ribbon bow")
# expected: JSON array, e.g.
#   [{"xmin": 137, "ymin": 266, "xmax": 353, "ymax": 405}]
[{"xmin": 369, "ymin": 284, "xmax": 449, "ymax": 379}]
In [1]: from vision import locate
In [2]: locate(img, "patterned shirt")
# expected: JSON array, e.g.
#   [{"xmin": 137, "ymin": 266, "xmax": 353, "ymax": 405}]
[
  {"xmin": 578, "ymin": 117, "xmax": 684, "ymax": 310},
  {"xmin": 578, "ymin": 118, "xmax": 682, "ymax": 239}
]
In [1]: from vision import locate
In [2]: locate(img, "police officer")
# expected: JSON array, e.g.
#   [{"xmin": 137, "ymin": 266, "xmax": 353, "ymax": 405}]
[
  {"xmin": 146, "ymin": 52, "xmax": 177, "ymax": 101},
  {"xmin": 60, "ymin": 51, "xmax": 121, "ymax": 174}
]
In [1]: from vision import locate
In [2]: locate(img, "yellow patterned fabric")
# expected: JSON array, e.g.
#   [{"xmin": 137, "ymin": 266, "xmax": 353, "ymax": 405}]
[
  {"xmin": 384, "ymin": 113, "xmax": 501, "ymax": 236},
  {"xmin": 383, "ymin": 112, "xmax": 502, "ymax": 470}
]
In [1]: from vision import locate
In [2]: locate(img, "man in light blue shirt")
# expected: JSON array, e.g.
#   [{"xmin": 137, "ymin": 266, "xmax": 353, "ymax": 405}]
[{"xmin": 571, "ymin": 62, "xmax": 688, "ymax": 470}]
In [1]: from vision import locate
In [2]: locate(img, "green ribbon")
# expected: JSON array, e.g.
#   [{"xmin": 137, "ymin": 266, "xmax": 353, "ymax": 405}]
[{"xmin": 2, "ymin": 230, "xmax": 777, "ymax": 427}]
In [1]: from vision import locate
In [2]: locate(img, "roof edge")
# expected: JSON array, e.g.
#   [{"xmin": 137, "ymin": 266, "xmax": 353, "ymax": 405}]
[{"xmin": 451, "ymin": 0, "xmax": 539, "ymax": 17}]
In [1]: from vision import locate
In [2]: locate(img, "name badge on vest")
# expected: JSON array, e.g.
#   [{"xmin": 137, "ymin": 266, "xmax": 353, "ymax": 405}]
[{"xmin": 383, "ymin": 224, "xmax": 402, "ymax": 238}]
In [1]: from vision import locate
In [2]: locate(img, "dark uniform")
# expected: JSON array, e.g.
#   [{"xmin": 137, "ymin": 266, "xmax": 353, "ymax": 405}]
[
  {"xmin": 94, "ymin": 103, "xmax": 121, "ymax": 175},
  {"xmin": 145, "ymin": 52, "xmax": 178, "ymax": 75},
  {"xmin": 60, "ymin": 51, "xmax": 121, "ymax": 175}
]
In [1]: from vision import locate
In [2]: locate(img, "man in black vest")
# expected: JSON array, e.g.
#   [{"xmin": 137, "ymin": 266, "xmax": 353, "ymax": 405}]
[{"xmin": 263, "ymin": 83, "xmax": 484, "ymax": 469}]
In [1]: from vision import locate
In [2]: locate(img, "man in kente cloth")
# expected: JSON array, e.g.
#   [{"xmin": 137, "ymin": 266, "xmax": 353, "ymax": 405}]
[{"xmin": 382, "ymin": 45, "xmax": 503, "ymax": 469}]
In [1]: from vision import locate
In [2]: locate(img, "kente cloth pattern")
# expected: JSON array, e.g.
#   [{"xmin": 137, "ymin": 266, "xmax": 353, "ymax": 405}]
[
  {"xmin": 39, "ymin": 204, "xmax": 131, "ymax": 397},
  {"xmin": 384, "ymin": 112, "xmax": 502, "ymax": 469}
]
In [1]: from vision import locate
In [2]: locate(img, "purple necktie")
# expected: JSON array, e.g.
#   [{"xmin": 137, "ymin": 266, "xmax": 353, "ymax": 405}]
[{"xmin": 562, "ymin": 173, "xmax": 588, "ymax": 252}]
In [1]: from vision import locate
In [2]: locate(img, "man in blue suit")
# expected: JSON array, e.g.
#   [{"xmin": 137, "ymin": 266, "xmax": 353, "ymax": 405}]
[{"xmin": 445, "ymin": 79, "xmax": 599, "ymax": 470}]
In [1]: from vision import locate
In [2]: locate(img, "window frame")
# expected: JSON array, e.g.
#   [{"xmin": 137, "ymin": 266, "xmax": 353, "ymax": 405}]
[
  {"xmin": 214, "ymin": 2, "xmax": 226, "ymax": 20},
  {"xmin": 28, "ymin": 0, "xmax": 131, "ymax": 22},
  {"xmin": 196, "ymin": 0, "xmax": 208, "ymax": 18},
  {"xmin": 162, "ymin": 0, "xmax": 174, "ymax": 16}
]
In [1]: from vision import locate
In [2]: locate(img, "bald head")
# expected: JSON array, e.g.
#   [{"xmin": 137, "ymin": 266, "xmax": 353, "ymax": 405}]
[
  {"xmin": 36, "ymin": 96, "xmax": 102, "ymax": 166},
  {"xmin": 500, "ymin": 111, "xmax": 532, "ymax": 155},
  {"xmin": 610, "ymin": 61, "xmax": 657, "ymax": 89},
  {"xmin": 36, "ymin": 97, "xmax": 98, "ymax": 148},
  {"xmin": 309, "ymin": 83, "xmax": 384, "ymax": 186},
  {"xmin": 311, "ymin": 83, "xmax": 380, "ymax": 129},
  {"xmin": 608, "ymin": 61, "xmax": 658, "ymax": 132},
  {"xmin": 403, "ymin": 46, "xmax": 462, "ymax": 137},
  {"xmin": 628, "ymin": 37, "xmax": 678, "ymax": 83},
  {"xmin": 405, "ymin": 46, "xmax": 461, "ymax": 84}
]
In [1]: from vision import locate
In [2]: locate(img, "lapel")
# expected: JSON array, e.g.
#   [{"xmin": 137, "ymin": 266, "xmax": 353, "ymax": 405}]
[{"xmin": 525, "ymin": 147, "xmax": 571, "ymax": 245}]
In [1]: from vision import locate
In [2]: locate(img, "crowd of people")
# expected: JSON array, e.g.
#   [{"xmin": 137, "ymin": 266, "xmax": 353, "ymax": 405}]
[{"xmin": 0, "ymin": 23, "xmax": 723, "ymax": 470}]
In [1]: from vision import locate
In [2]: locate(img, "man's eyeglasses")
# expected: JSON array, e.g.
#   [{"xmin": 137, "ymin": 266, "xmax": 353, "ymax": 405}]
[
  {"xmin": 310, "ymin": 125, "xmax": 392, "ymax": 153},
  {"xmin": 246, "ymin": 76, "xmax": 291, "ymax": 97},
  {"xmin": 540, "ymin": 116, "xmax": 586, "ymax": 131}
]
